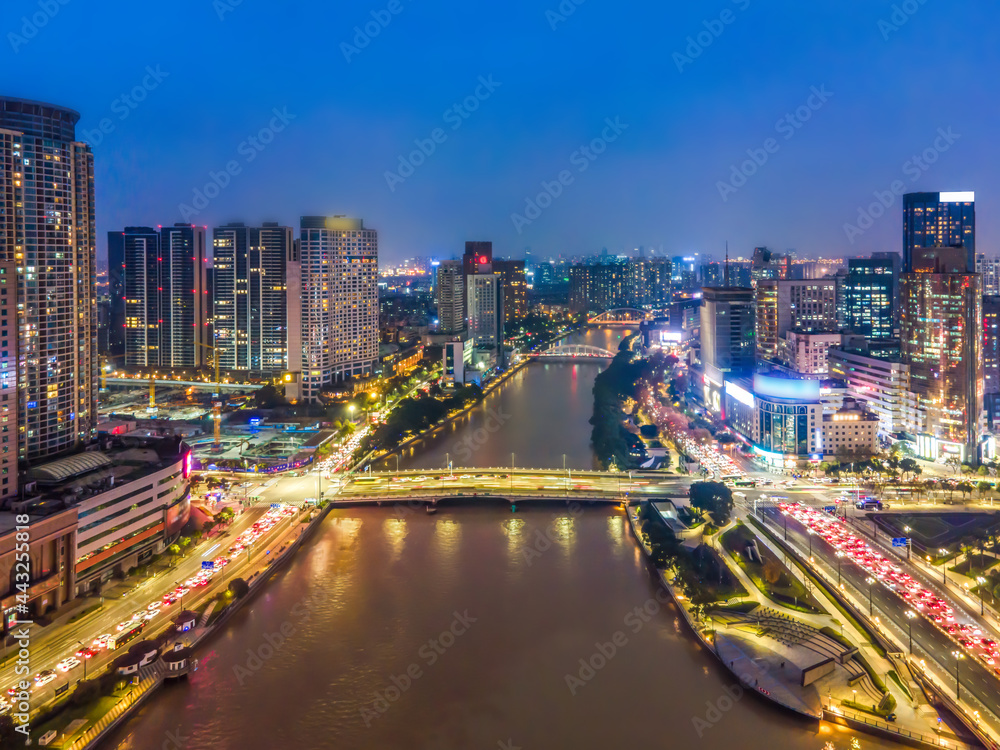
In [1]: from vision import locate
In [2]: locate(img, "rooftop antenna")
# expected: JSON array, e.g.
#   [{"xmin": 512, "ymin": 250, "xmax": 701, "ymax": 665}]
[{"xmin": 724, "ymin": 241, "xmax": 730, "ymax": 287}]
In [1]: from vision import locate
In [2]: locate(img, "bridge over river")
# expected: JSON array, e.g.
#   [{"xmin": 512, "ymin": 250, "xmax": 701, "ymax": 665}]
[{"xmin": 327, "ymin": 468, "xmax": 692, "ymax": 505}]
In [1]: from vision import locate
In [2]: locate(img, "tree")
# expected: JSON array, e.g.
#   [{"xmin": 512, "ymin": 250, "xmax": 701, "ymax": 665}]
[
  {"xmin": 0, "ymin": 715, "xmax": 15, "ymax": 745},
  {"xmin": 979, "ymin": 465, "xmax": 990, "ymax": 477},
  {"xmin": 229, "ymin": 578, "xmax": 250, "ymax": 599},
  {"xmin": 253, "ymin": 383, "xmax": 288, "ymax": 409},
  {"xmin": 689, "ymin": 481, "xmax": 734, "ymax": 526},
  {"xmin": 956, "ymin": 481, "xmax": 974, "ymax": 502},
  {"xmin": 763, "ymin": 557, "xmax": 783, "ymax": 586},
  {"xmin": 978, "ymin": 481, "xmax": 992, "ymax": 499},
  {"xmin": 179, "ymin": 536, "xmax": 192, "ymax": 549},
  {"xmin": 899, "ymin": 457, "xmax": 918, "ymax": 481},
  {"xmin": 167, "ymin": 543, "xmax": 181, "ymax": 559}
]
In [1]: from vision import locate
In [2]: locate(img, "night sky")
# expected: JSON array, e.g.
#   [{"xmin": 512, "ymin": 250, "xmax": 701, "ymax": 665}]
[{"xmin": 3, "ymin": 0, "xmax": 997, "ymax": 264}]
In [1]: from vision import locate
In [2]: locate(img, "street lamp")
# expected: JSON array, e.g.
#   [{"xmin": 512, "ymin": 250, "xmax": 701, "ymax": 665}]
[
  {"xmin": 939, "ymin": 548, "xmax": 948, "ymax": 584},
  {"xmin": 952, "ymin": 650, "xmax": 964, "ymax": 700},
  {"xmin": 866, "ymin": 576, "xmax": 875, "ymax": 616},
  {"xmin": 905, "ymin": 610, "xmax": 916, "ymax": 653},
  {"xmin": 835, "ymin": 551, "xmax": 845, "ymax": 586},
  {"xmin": 511, "ymin": 453, "xmax": 515, "ymax": 493},
  {"xmin": 976, "ymin": 576, "xmax": 987, "ymax": 616},
  {"xmin": 807, "ymin": 527, "xmax": 815, "ymax": 558}
]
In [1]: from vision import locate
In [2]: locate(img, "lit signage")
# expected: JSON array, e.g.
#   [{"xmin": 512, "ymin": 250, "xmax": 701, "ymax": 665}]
[
  {"xmin": 183, "ymin": 452, "xmax": 193, "ymax": 479},
  {"xmin": 753, "ymin": 375, "xmax": 820, "ymax": 402},
  {"xmin": 658, "ymin": 331, "xmax": 684, "ymax": 343},
  {"xmin": 939, "ymin": 191, "xmax": 975, "ymax": 203},
  {"xmin": 725, "ymin": 381, "xmax": 754, "ymax": 408}
]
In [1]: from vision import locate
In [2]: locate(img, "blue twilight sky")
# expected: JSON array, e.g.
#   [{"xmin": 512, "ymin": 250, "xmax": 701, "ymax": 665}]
[{"xmin": 2, "ymin": 0, "xmax": 998, "ymax": 265}]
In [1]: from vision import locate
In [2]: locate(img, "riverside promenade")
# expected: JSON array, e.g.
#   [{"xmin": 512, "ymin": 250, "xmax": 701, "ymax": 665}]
[{"xmin": 626, "ymin": 501, "xmax": 981, "ymax": 750}]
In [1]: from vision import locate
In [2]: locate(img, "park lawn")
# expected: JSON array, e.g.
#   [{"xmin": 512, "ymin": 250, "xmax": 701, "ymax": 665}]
[
  {"xmin": 875, "ymin": 512, "xmax": 1000, "ymax": 552},
  {"xmin": 30, "ymin": 692, "xmax": 120, "ymax": 744},
  {"xmin": 721, "ymin": 523, "xmax": 825, "ymax": 614},
  {"xmin": 950, "ymin": 553, "xmax": 999, "ymax": 578}
]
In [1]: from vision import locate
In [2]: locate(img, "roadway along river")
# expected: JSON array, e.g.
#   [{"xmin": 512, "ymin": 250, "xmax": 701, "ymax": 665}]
[{"xmin": 106, "ymin": 328, "xmax": 896, "ymax": 750}]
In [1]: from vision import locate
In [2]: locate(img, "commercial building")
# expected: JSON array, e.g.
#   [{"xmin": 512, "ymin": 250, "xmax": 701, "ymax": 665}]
[
  {"xmin": 985, "ymin": 296, "xmax": 1000, "ymax": 396},
  {"xmin": 297, "ymin": 216, "xmax": 378, "ymax": 401},
  {"xmin": 493, "ymin": 259, "xmax": 527, "ymax": 325},
  {"xmin": 757, "ymin": 279, "xmax": 838, "ymax": 362},
  {"xmin": 900, "ymin": 245, "xmax": 983, "ymax": 460},
  {"xmin": 20, "ymin": 437, "xmax": 191, "ymax": 596},
  {"xmin": 752, "ymin": 375, "xmax": 823, "ymax": 469},
  {"xmin": 843, "ymin": 255, "xmax": 897, "ymax": 339},
  {"xmin": 818, "ymin": 398, "xmax": 879, "ymax": 458},
  {"xmin": 467, "ymin": 273, "xmax": 503, "ymax": 347},
  {"xmin": 779, "ymin": 331, "xmax": 842, "ymax": 376},
  {"xmin": 902, "ymin": 191, "xmax": 975, "ymax": 273},
  {"xmin": 0, "ymin": 507, "xmax": 77, "ymax": 630},
  {"xmin": 700, "ymin": 287, "xmax": 755, "ymax": 374},
  {"xmin": 212, "ymin": 222, "xmax": 294, "ymax": 373},
  {"xmin": 568, "ymin": 257, "xmax": 671, "ymax": 313},
  {"xmin": 1, "ymin": 97, "xmax": 97, "ymax": 465},
  {"xmin": 828, "ymin": 347, "xmax": 910, "ymax": 436},
  {"xmin": 443, "ymin": 339, "xmax": 473, "ymax": 386},
  {"xmin": 977, "ymin": 254, "xmax": 1000, "ymax": 296},
  {"xmin": 436, "ymin": 260, "xmax": 465, "ymax": 334}
]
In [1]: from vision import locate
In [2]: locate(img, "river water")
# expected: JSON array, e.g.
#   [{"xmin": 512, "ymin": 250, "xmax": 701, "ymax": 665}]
[{"xmin": 106, "ymin": 328, "xmax": 897, "ymax": 750}]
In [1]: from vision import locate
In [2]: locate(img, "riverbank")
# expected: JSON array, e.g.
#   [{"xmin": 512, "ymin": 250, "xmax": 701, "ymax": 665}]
[
  {"xmin": 623, "ymin": 501, "xmax": 822, "ymax": 721},
  {"xmin": 33, "ymin": 502, "xmax": 333, "ymax": 749}
]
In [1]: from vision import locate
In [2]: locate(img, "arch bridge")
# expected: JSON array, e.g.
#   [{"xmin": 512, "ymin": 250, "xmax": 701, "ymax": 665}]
[
  {"xmin": 588, "ymin": 308, "xmax": 651, "ymax": 326},
  {"xmin": 532, "ymin": 344, "xmax": 616, "ymax": 359}
]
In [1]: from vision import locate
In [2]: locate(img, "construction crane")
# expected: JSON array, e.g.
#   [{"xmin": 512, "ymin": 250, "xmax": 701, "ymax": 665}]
[{"xmin": 195, "ymin": 341, "xmax": 222, "ymax": 451}]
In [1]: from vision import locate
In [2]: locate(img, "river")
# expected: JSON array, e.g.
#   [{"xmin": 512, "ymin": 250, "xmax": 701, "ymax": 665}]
[{"xmin": 105, "ymin": 328, "xmax": 897, "ymax": 750}]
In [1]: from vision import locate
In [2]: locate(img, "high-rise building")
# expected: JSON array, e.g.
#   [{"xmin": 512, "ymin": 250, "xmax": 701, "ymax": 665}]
[
  {"xmin": 984, "ymin": 296, "xmax": 1000, "ymax": 396},
  {"xmin": 298, "ymin": 216, "xmax": 378, "ymax": 401},
  {"xmin": 903, "ymin": 191, "xmax": 975, "ymax": 273},
  {"xmin": 463, "ymin": 241, "xmax": 493, "ymax": 278},
  {"xmin": 750, "ymin": 247, "xmax": 789, "ymax": 287},
  {"xmin": 1, "ymin": 97, "xmax": 97, "ymax": 466},
  {"xmin": 976, "ymin": 253, "xmax": 1000, "ymax": 296},
  {"xmin": 212, "ymin": 222, "xmax": 293, "ymax": 373},
  {"xmin": 700, "ymin": 287, "xmax": 755, "ymax": 374},
  {"xmin": 108, "ymin": 226, "xmax": 157, "ymax": 365},
  {"xmin": 901, "ymin": 246, "xmax": 983, "ymax": 460},
  {"xmin": 843, "ymin": 256, "xmax": 897, "ymax": 339},
  {"xmin": 120, "ymin": 225, "xmax": 208, "ymax": 369},
  {"xmin": 436, "ymin": 260, "xmax": 465, "ymax": 334},
  {"xmin": 493, "ymin": 259, "xmax": 527, "ymax": 325},
  {"xmin": 466, "ymin": 273, "xmax": 503, "ymax": 347},
  {"xmin": 756, "ymin": 279, "xmax": 838, "ymax": 362}
]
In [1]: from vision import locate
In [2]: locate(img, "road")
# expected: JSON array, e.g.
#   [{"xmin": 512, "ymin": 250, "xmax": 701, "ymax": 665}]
[
  {"xmin": 749, "ymin": 500, "xmax": 1000, "ymax": 739},
  {"xmin": 0, "ymin": 502, "xmax": 278, "ymax": 711}
]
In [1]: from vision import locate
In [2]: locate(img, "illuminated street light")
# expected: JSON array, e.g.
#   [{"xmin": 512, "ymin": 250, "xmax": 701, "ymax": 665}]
[
  {"xmin": 904, "ymin": 610, "xmax": 917, "ymax": 653},
  {"xmin": 952, "ymin": 650, "xmax": 964, "ymax": 700}
]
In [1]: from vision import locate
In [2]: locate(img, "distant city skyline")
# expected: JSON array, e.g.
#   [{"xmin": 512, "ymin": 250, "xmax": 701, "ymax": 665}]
[{"xmin": 4, "ymin": 1, "xmax": 998, "ymax": 266}]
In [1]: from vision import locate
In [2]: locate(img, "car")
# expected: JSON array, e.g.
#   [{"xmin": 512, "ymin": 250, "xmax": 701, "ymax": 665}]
[
  {"xmin": 92, "ymin": 634, "xmax": 113, "ymax": 650},
  {"xmin": 163, "ymin": 594, "xmax": 179, "ymax": 605},
  {"xmin": 147, "ymin": 601, "xmax": 162, "ymax": 612},
  {"xmin": 56, "ymin": 657, "xmax": 80, "ymax": 672},
  {"xmin": 76, "ymin": 646, "xmax": 97, "ymax": 659},
  {"xmin": 35, "ymin": 670, "xmax": 57, "ymax": 686}
]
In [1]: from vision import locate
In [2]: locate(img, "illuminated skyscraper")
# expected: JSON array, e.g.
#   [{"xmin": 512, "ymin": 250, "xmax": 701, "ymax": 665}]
[
  {"xmin": 1, "ymin": 97, "xmax": 96, "ymax": 467},
  {"xmin": 902, "ymin": 191, "xmax": 975, "ymax": 273},
  {"xmin": 436, "ymin": 260, "xmax": 465, "ymax": 334},
  {"xmin": 843, "ymin": 255, "xmax": 897, "ymax": 339},
  {"xmin": 212, "ymin": 222, "xmax": 294, "ymax": 373},
  {"xmin": 298, "ymin": 216, "xmax": 378, "ymax": 401},
  {"xmin": 900, "ymin": 246, "xmax": 983, "ymax": 460}
]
